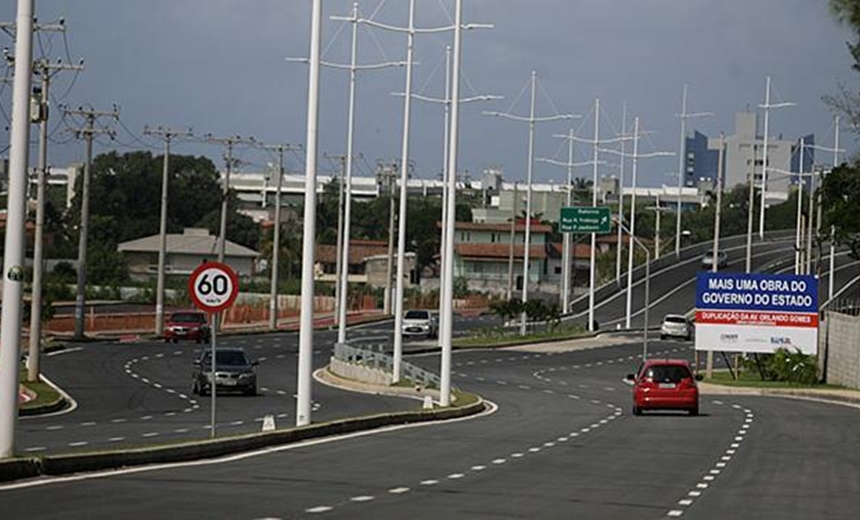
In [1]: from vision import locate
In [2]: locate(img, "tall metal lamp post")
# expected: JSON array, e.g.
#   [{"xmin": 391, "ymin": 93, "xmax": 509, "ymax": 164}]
[{"xmin": 484, "ymin": 72, "xmax": 575, "ymax": 335}]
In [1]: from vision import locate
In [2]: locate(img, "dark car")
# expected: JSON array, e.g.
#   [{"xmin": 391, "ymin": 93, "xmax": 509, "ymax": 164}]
[
  {"xmin": 164, "ymin": 310, "xmax": 211, "ymax": 343},
  {"xmin": 192, "ymin": 348, "xmax": 258, "ymax": 396},
  {"xmin": 627, "ymin": 359, "xmax": 702, "ymax": 416}
]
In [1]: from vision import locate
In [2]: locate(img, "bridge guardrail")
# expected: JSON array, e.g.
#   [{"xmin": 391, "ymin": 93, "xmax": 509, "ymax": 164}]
[{"xmin": 333, "ymin": 342, "xmax": 441, "ymax": 388}]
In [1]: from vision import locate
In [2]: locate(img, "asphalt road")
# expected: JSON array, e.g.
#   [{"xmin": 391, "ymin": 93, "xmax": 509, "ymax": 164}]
[{"xmin": 4, "ymin": 341, "xmax": 859, "ymax": 519}]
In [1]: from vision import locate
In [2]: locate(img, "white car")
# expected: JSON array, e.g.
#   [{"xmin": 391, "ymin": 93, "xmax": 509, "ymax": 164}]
[
  {"xmin": 701, "ymin": 250, "xmax": 728, "ymax": 269},
  {"xmin": 660, "ymin": 314, "xmax": 692, "ymax": 341},
  {"xmin": 401, "ymin": 309, "xmax": 438, "ymax": 339}
]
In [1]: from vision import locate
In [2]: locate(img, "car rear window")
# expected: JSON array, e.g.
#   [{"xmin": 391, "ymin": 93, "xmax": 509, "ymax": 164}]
[
  {"xmin": 405, "ymin": 310, "xmax": 430, "ymax": 320},
  {"xmin": 171, "ymin": 312, "xmax": 205, "ymax": 323},
  {"xmin": 644, "ymin": 364, "xmax": 692, "ymax": 383},
  {"xmin": 664, "ymin": 316, "xmax": 687, "ymax": 324}
]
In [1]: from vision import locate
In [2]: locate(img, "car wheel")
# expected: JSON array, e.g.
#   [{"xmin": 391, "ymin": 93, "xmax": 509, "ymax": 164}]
[
  {"xmin": 685, "ymin": 334, "xmax": 691, "ymax": 341},
  {"xmin": 660, "ymin": 334, "xmax": 666, "ymax": 340},
  {"xmin": 689, "ymin": 407, "xmax": 699, "ymax": 416},
  {"xmin": 632, "ymin": 405, "xmax": 642, "ymax": 416},
  {"xmin": 244, "ymin": 386, "xmax": 257, "ymax": 396},
  {"xmin": 173, "ymin": 338, "xmax": 179, "ymax": 344}
]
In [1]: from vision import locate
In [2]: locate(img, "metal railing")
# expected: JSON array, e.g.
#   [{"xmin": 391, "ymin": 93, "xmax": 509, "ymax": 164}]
[{"xmin": 333, "ymin": 342, "xmax": 441, "ymax": 388}]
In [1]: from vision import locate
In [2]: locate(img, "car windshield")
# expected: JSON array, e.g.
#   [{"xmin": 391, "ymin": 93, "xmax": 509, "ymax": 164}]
[
  {"xmin": 171, "ymin": 312, "xmax": 205, "ymax": 324},
  {"xmin": 664, "ymin": 316, "xmax": 687, "ymax": 324},
  {"xmin": 404, "ymin": 310, "xmax": 430, "ymax": 320},
  {"xmin": 644, "ymin": 364, "xmax": 692, "ymax": 383},
  {"xmin": 201, "ymin": 350, "xmax": 250, "ymax": 367}
]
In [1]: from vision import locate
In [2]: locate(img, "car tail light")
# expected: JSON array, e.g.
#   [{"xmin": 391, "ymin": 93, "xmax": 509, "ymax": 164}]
[{"xmin": 679, "ymin": 377, "xmax": 696, "ymax": 389}]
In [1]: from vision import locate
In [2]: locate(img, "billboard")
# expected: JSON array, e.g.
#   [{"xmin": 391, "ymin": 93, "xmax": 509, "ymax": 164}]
[{"xmin": 694, "ymin": 272, "xmax": 818, "ymax": 354}]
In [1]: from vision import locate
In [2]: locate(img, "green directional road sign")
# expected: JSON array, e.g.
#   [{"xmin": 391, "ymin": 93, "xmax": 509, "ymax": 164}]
[{"xmin": 560, "ymin": 206, "xmax": 612, "ymax": 233}]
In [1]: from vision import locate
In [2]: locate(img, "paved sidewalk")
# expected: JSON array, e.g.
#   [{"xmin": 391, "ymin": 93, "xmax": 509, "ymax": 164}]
[{"xmin": 699, "ymin": 382, "xmax": 860, "ymax": 407}]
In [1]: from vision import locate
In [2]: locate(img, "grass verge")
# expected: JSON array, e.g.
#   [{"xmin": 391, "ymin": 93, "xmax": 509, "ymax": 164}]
[
  {"xmin": 452, "ymin": 325, "xmax": 589, "ymax": 349},
  {"xmin": 704, "ymin": 369, "xmax": 846, "ymax": 390},
  {"xmin": 19, "ymin": 367, "xmax": 62, "ymax": 410}
]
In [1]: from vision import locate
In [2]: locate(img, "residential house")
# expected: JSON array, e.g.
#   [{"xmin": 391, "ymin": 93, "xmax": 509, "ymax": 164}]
[{"xmin": 118, "ymin": 228, "xmax": 260, "ymax": 280}]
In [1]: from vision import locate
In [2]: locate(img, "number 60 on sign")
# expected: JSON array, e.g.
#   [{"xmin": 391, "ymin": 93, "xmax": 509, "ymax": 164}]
[{"xmin": 188, "ymin": 261, "xmax": 239, "ymax": 313}]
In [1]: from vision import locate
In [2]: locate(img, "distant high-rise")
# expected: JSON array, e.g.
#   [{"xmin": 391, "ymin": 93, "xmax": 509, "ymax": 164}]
[{"xmin": 685, "ymin": 112, "xmax": 813, "ymax": 202}]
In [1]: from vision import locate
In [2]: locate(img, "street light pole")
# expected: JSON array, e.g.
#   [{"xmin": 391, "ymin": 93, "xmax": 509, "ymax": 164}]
[
  {"xmin": 831, "ymin": 116, "xmax": 840, "ymax": 299},
  {"xmin": 296, "ymin": 0, "xmax": 322, "ymax": 427},
  {"xmin": 616, "ymin": 102, "xmax": 627, "ymax": 283},
  {"xmin": 538, "ymin": 136, "xmax": 602, "ymax": 312},
  {"xmin": 795, "ymin": 138, "xmax": 806, "ymax": 274},
  {"xmin": 0, "ymin": 0, "xmax": 34, "ymax": 458},
  {"xmin": 706, "ymin": 133, "xmax": 725, "ymax": 379},
  {"xmin": 484, "ymin": 73, "xmax": 575, "ymax": 335},
  {"xmin": 758, "ymin": 76, "xmax": 795, "ymax": 240},
  {"xmin": 674, "ymin": 84, "xmax": 714, "ymax": 256},
  {"xmin": 617, "ymin": 220, "xmax": 650, "ymax": 360},
  {"xmin": 599, "ymin": 118, "xmax": 673, "ymax": 329},
  {"xmin": 441, "ymin": 0, "xmax": 464, "ymax": 407}
]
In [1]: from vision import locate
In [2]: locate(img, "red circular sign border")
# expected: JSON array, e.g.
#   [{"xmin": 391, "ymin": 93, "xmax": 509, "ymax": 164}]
[{"xmin": 188, "ymin": 261, "xmax": 240, "ymax": 314}]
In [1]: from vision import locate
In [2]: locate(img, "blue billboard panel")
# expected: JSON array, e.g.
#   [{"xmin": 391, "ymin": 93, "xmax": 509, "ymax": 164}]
[{"xmin": 695, "ymin": 272, "xmax": 817, "ymax": 313}]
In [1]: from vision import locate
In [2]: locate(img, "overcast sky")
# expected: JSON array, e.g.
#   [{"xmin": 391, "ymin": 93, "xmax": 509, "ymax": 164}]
[{"xmin": 0, "ymin": 0, "xmax": 855, "ymax": 188}]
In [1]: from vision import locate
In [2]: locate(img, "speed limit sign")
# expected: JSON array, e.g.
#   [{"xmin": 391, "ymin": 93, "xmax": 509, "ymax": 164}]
[{"xmin": 188, "ymin": 261, "xmax": 239, "ymax": 313}]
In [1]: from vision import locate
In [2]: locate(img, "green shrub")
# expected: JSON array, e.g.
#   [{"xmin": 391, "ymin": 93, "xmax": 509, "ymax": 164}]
[{"xmin": 742, "ymin": 348, "xmax": 819, "ymax": 385}]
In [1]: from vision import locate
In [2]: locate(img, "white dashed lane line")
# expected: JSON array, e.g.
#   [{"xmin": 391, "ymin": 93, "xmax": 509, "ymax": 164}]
[{"xmin": 662, "ymin": 403, "xmax": 754, "ymax": 518}]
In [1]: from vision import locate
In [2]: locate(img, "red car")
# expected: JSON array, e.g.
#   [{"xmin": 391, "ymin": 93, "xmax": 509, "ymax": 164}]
[
  {"xmin": 164, "ymin": 310, "xmax": 211, "ymax": 343},
  {"xmin": 627, "ymin": 359, "xmax": 702, "ymax": 416}
]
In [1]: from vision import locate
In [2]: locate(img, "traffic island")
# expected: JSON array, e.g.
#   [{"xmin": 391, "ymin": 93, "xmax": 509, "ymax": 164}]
[{"xmin": 0, "ymin": 387, "xmax": 486, "ymax": 484}]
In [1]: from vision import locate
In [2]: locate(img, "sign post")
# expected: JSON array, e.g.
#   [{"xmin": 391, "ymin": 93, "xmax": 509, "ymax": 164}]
[
  {"xmin": 560, "ymin": 206, "xmax": 611, "ymax": 234},
  {"xmin": 695, "ymin": 272, "xmax": 819, "ymax": 355},
  {"xmin": 188, "ymin": 261, "xmax": 239, "ymax": 438}
]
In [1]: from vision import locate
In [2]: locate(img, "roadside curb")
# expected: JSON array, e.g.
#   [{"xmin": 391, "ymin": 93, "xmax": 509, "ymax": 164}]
[{"xmin": 699, "ymin": 382, "xmax": 860, "ymax": 408}]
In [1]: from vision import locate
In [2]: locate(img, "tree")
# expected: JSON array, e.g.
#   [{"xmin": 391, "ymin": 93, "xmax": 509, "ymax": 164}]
[
  {"xmin": 821, "ymin": 2, "xmax": 860, "ymax": 256},
  {"xmin": 826, "ymin": 0, "xmax": 860, "ymax": 129},
  {"xmin": 821, "ymin": 164, "xmax": 860, "ymax": 258}
]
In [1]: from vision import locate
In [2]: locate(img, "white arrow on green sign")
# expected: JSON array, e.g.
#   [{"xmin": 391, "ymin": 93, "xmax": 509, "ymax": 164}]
[{"xmin": 560, "ymin": 206, "xmax": 612, "ymax": 233}]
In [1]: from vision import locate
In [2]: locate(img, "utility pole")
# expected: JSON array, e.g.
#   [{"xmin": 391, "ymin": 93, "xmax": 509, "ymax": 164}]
[
  {"xmin": 506, "ymin": 182, "xmax": 518, "ymax": 301},
  {"xmin": 27, "ymin": 57, "xmax": 83, "ymax": 383},
  {"xmin": 205, "ymin": 135, "xmax": 256, "ymax": 263},
  {"xmin": 261, "ymin": 143, "xmax": 300, "ymax": 331},
  {"xmin": 143, "ymin": 126, "xmax": 193, "ymax": 337},
  {"xmin": 674, "ymin": 84, "xmax": 713, "ymax": 256},
  {"xmin": 0, "ymin": 0, "xmax": 34, "ymax": 459},
  {"xmin": 484, "ymin": 72, "xmax": 575, "ymax": 335},
  {"xmin": 646, "ymin": 196, "xmax": 669, "ymax": 259},
  {"xmin": 376, "ymin": 161, "xmax": 397, "ymax": 315},
  {"xmin": 757, "ymin": 76, "xmax": 795, "ymax": 240},
  {"xmin": 65, "ymin": 105, "xmax": 119, "ymax": 339}
]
